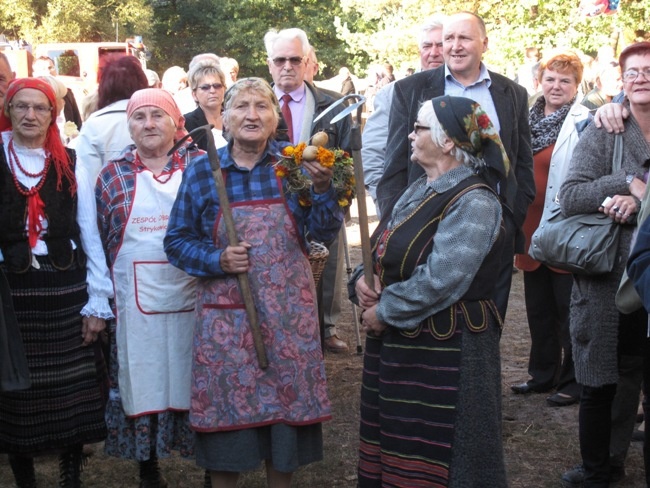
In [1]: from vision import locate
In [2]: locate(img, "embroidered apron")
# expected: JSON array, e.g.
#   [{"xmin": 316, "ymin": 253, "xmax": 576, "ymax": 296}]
[
  {"xmin": 190, "ymin": 191, "xmax": 331, "ymax": 432},
  {"xmin": 112, "ymin": 167, "xmax": 196, "ymax": 417}
]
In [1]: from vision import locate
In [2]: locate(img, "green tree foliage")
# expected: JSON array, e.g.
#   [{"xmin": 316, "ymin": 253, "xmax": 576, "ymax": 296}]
[
  {"xmin": 0, "ymin": 0, "xmax": 648, "ymax": 80},
  {"xmin": 338, "ymin": 0, "xmax": 649, "ymax": 77},
  {"xmin": 147, "ymin": 0, "xmax": 355, "ymax": 79},
  {"xmin": 0, "ymin": 0, "xmax": 152, "ymax": 45}
]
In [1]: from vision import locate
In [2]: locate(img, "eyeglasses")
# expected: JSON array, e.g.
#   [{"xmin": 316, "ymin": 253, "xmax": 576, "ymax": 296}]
[
  {"xmin": 413, "ymin": 123, "xmax": 431, "ymax": 134},
  {"xmin": 271, "ymin": 56, "xmax": 304, "ymax": 67},
  {"xmin": 9, "ymin": 103, "xmax": 52, "ymax": 115},
  {"xmin": 196, "ymin": 83, "xmax": 224, "ymax": 91},
  {"xmin": 622, "ymin": 67, "xmax": 650, "ymax": 82}
]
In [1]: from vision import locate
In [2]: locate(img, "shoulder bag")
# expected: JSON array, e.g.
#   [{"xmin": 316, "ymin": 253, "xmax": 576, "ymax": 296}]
[
  {"xmin": 528, "ymin": 134, "xmax": 622, "ymax": 275},
  {"xmin": 616, "ymin": 183, "xmax": 650, "ymax": 313}
]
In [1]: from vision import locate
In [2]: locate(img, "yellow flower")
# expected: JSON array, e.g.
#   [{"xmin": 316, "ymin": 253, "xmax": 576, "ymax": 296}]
[
  {"xmin": 294, "ymin": 142, "xmax": 307, "ymax": 165},
  {"xmin": 278, "ymin": 142, "xmax": 356, "ymax": 209},
  {"xmin": 317, "ymin": 147, "xmax": 335, "ymax": 168}
]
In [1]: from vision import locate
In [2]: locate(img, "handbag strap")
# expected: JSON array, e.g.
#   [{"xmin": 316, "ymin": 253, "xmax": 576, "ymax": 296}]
[{"xmin": 612, "ymin": 133, "xmax": 622, "ymax": 173}]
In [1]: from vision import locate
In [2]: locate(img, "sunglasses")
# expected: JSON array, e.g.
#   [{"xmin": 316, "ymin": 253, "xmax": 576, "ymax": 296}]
[
  {"xmin": 271, "ymin": 56, "xmax": 304, "ymax": 67},
  {"xmin": 196, "ymin": 83, "xmax": 224, "ymax": 91}
]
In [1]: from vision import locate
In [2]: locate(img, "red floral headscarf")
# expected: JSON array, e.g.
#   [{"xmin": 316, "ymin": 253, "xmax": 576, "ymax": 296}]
[{"xmin": 0, "ymin": 78, "xmax": 76, "ymax": 195}]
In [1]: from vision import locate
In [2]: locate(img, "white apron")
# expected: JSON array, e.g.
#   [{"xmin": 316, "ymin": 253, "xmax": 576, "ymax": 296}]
[{"xmin": 112, "ymin": 166, "xmax": 196, "ymax": 417}]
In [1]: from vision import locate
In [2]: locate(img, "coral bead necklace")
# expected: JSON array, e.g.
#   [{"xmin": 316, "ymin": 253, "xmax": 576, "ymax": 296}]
[
  {"xmin": 7, "ymin": 137, "xmax": 49, "ymax": 247},
  {"xmin": 8, "ymin": 138, "xmax": 50, "ymax": 194}
]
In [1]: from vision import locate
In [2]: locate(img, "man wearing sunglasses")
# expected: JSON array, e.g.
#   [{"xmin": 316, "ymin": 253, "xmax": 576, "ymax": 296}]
[
  {"xmin": 376, "ymin": 11, "xmax": 535, "ymax": 322},
  {"xmin": 264, "ymin": 28, "xmax": 352, "ymax": 354}
]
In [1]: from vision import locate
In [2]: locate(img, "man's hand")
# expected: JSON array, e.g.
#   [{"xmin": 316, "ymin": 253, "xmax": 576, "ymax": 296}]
[{"xmin": 594, "ymin": 103, "xmax": 629, "ymax": 133}]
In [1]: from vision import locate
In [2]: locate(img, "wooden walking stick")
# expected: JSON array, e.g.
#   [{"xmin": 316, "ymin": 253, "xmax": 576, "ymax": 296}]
[{"xmin": 168, "ymin": 126, "xmax": 268, "ymax": 369}]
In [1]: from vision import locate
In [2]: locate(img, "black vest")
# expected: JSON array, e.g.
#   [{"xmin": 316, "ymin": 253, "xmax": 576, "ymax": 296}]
[
  {"xmin": 0, "ymin": 145, "xmax": 83, "ymax": 273},
  {"xmin": 372, "ymin": 175, "xmax": 505, "ymax": 331}
]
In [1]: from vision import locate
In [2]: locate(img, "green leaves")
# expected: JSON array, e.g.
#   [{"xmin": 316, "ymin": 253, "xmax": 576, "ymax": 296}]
[{"xmin": 0, "ymin": 0, "xmax": 647, "ymax": 83}]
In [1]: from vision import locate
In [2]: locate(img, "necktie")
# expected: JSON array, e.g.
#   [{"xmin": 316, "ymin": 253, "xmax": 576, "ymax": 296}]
[{"xmin": 281, "ymin": 94, "xmax": 294, "ymax": 144}]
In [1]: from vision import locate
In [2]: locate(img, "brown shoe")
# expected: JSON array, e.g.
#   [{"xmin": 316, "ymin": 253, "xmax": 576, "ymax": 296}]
[{"xmin": 324, "ymin": 335, "xmax": 349, "ymax": 353}]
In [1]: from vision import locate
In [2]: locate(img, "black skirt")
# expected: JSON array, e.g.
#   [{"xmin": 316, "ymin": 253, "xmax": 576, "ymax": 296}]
[{"xmin": 0, "ymin": 256, "xmax": 107, "ymax": 454}]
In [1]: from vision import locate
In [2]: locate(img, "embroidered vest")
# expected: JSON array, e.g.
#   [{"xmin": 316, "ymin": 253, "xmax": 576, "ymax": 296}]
[{"xmin": 373, "ymin": 175, "xmax": 505, "ymax": 332}]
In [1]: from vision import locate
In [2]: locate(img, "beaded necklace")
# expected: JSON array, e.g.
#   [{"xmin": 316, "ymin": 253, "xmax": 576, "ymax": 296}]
[
  {"xmin": 135, "ymin": 150, "xmax": 185, "ymax": 185},
  {"xmin": 7, "ymin": 137, "xmax": 50, "ymax": 248},
  {"xmin": 8, "ymin": 138, "xmax": 50, "ymax": 193}
]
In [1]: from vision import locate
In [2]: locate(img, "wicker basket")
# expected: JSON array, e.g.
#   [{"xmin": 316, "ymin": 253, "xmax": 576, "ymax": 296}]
[{"xmin": 308, "ymin": 241, "xmax": 329, "ymax": 288}]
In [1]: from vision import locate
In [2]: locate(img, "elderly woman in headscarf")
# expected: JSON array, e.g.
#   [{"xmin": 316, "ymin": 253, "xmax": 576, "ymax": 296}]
[
  {"xmin": 96, "ymin": 88, "xmax": 201, "ymax": 487},
  {"xmin": 352, "ymin": 95, "xmax": 508, "ymax": 488},
  {"xmin": 0, "ymin": 78, "xmax": 113, "ymax": 487},
  {"xmin": 164, "ymin": 77, "xmax": 343, "ymax": 488}
]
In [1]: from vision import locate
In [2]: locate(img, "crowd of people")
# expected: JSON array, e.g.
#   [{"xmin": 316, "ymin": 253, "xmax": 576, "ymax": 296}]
[{"xmin": 0, "ymin": 9, "xmax": 649, "ymax": 488}]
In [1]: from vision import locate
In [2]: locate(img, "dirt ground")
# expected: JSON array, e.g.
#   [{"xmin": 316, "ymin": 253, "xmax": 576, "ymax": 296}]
[{"xmin": 0, "ymin": 201, "xmax": 645, "ymax": 487}]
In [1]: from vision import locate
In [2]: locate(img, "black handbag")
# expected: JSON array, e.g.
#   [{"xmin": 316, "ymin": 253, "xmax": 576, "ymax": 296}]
[
  {"xmin": 0, "ymin": 268, "xmax": 30, "ymax": 391},
  {"xmin": 528, "ymin": 134, "xmax": 622, "ymax": 275}
]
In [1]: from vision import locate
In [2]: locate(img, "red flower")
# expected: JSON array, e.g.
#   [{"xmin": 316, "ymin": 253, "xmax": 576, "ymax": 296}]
[{"xmin": 477, "ymin": 114, "xmax": 491, "ymax": 129}]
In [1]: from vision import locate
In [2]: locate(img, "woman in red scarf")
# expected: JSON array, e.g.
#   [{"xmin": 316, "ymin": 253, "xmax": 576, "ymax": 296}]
[{"xmin": 0, "ymin": 78, "xmax": 113, "ymax": 487}]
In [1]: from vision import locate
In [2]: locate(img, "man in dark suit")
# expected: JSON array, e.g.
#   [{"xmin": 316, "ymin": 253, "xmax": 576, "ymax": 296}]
[
  {"xmin": 264, "ymin": 27, "xmax": 352, "ymax": 353},
  {"xmin": 376, "ymin": 12, "xmax": 535, "ymax": 321}
]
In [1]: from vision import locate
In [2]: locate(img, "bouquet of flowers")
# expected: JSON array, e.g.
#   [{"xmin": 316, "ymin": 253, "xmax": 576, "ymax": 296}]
[{"xmin": 274, "ymin": 131, "xmax": 356, "ymax": 208}]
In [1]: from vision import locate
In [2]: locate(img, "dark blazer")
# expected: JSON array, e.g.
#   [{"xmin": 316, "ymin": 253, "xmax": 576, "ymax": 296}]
[
  {"xmin": 183, "ymin": 106, "xmax": 210, "ymax": 152},
  {"xmin": 375, "ymin": 65, "xmax": 535, "ymax": 252},
  {"xmin": 277, "ymin": 82, "xmax": 352, "ymax": 153}
]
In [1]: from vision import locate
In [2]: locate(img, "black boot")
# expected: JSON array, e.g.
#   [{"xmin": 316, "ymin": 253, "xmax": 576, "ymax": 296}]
[
  {"xmin": 58, "ymin": 444, "xmax": 84, "ymax": 488},
  {"xmin": 138, "ymin": 454, "xmax": 168, "ymax": 488},
  {"xmin": 204, "ymin": 469, "xmax": 212, "ymax": 488},
  {"xmin": 8, "ymin": 454, "xmax": 37, "ymax": 488}
]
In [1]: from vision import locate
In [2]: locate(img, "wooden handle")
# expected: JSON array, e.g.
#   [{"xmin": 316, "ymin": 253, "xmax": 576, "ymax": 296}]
[{"xmin": 212, "ymin": 168, "xmax": 269, "ymax": 369}]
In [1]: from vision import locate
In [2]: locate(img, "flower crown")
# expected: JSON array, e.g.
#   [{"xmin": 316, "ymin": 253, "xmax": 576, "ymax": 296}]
[{"xmin": 274, "ymin": 131, "xmax": 356, "ymax": 208}]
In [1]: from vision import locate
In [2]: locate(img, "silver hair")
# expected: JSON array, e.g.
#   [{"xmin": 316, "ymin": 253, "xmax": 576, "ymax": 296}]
[
  {"xmin": 187, "ymin": 59, "xmax": 226, "ymax": 90},
  {"xmin": 418, "ymin": 101, "xmax": 485, "ymax": 171},
  {"xmin": 264, "ymin": 28, "xmax": 311, "ymax": 59},
  {"xmin": 418, "ymin": 14, "xmax": 447, "ymax": 49},
  {"xmin": 189, "ymin": 53, "xmax": 220, "ymax": 71},
  {"xmin": 37, "ymin": 75, "xmax": 66, "ymax": 100},
  {"xmin": 222, "ymin": 77, "xmax": 280, "ymax": 141}
]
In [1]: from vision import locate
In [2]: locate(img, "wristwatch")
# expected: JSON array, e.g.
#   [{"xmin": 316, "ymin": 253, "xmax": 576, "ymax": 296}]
[{"xmin": 626, "ymin": 173, "xmax": 636, "ymax": 186}]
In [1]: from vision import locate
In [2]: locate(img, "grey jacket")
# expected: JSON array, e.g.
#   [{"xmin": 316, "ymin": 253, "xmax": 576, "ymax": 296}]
[{"xmin": 559, "ymin": 116, "xmax": 650, "ymax": 387}]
